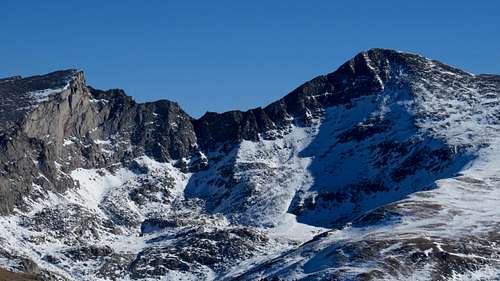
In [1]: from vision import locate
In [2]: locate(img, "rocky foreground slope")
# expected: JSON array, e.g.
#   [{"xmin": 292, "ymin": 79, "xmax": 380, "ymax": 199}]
[{"xmin": 0, "ymin": 49, "xmax": 500, "ymax": 280}]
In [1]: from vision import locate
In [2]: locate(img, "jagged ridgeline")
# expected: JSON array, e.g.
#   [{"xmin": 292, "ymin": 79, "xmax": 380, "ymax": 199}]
[
  {"xmin": 0, "ymin": 48, "xmax": 396, "ymax": 215},
  {"xmin": 0, "ymin": 49, "xmax": 500, "ymax": 281}
]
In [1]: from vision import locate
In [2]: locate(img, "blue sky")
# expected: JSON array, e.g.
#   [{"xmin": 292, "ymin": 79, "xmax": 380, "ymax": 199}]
[{"xmin": 1, "ymin": 1, "xmax": 498, "ymax": 117}]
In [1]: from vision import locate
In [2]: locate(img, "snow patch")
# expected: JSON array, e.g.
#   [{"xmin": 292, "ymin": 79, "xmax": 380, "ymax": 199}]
[{"xmin": 27, "ymin": 83, "xmax": 70, "ymax": 103}]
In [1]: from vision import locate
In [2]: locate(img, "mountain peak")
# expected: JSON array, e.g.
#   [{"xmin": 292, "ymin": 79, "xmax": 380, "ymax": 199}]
[
  {"xmin": 1, "ymin": 51, "xmax": 500, "ymax": 280},
  {"xmin": 0, "ymin": 69, "xmax": 84, "ymax": 131}
]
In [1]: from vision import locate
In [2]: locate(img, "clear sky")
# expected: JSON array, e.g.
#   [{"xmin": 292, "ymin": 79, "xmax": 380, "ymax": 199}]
[{"xmin": 1, "ymin": 1, "xmax": 498, "ymax": 117}]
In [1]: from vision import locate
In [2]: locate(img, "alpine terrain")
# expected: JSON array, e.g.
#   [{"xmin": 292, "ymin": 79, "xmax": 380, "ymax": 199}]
[{"xmin": 0, "ymin": 48, "xmax": 500, "ymax": 281}]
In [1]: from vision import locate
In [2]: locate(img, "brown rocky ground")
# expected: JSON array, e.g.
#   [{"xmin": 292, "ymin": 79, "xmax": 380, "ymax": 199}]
[{"xmin": 0, "ymin": 268, "xmax": 39, "ymax": 281}]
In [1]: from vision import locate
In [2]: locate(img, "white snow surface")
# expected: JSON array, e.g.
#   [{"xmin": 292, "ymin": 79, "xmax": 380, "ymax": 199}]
[{"xmin": 27, "ymin": 83, "xmax": 70, "ymax": 103}]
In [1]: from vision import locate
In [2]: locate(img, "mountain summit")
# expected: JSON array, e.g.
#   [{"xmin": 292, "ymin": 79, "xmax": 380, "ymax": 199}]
[{"xmin": 0, "ymin": 49, "xmax": 499, "ymax": 280}]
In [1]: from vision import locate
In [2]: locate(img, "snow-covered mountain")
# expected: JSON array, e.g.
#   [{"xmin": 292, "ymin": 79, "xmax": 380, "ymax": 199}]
[{"xmin": 0, "ymin": 49, "xmax": 500, "ymax": 281}]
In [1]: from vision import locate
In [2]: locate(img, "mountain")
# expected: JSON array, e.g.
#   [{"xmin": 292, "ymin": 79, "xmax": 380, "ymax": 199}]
[{"xmin": 0, "ymin": 48, "xmax": 499, "ymax": 281}]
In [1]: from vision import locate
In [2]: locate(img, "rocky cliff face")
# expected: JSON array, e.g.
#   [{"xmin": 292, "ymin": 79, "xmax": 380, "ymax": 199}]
[
  {"xmin": 0, "ymin": 70, "xmax": 198, "ymax": 215},
  {"xmin": 0, "ymin": 49, "xmax": 499, "ymax": 281}
]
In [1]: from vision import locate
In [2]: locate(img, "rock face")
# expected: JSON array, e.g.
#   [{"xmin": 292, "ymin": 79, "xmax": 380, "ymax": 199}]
[
  {"xmin": 0, "ymin": 48, "xmax": 500, "ymax": 280},
  {"xmin": 0, "ymin": 71, "xmax": 197, "ymax": 214}
]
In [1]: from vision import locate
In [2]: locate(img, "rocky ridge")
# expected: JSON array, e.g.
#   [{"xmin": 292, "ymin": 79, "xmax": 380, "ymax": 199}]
[{"xmin": 0, "ymin": 49, "xmax": 499, "ymax": 280}]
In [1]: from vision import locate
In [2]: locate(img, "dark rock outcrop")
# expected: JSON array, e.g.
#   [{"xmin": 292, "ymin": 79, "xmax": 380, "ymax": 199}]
[{"xmin": 0, "ymin": 70, "xmax": 197, "ymax": 214}]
